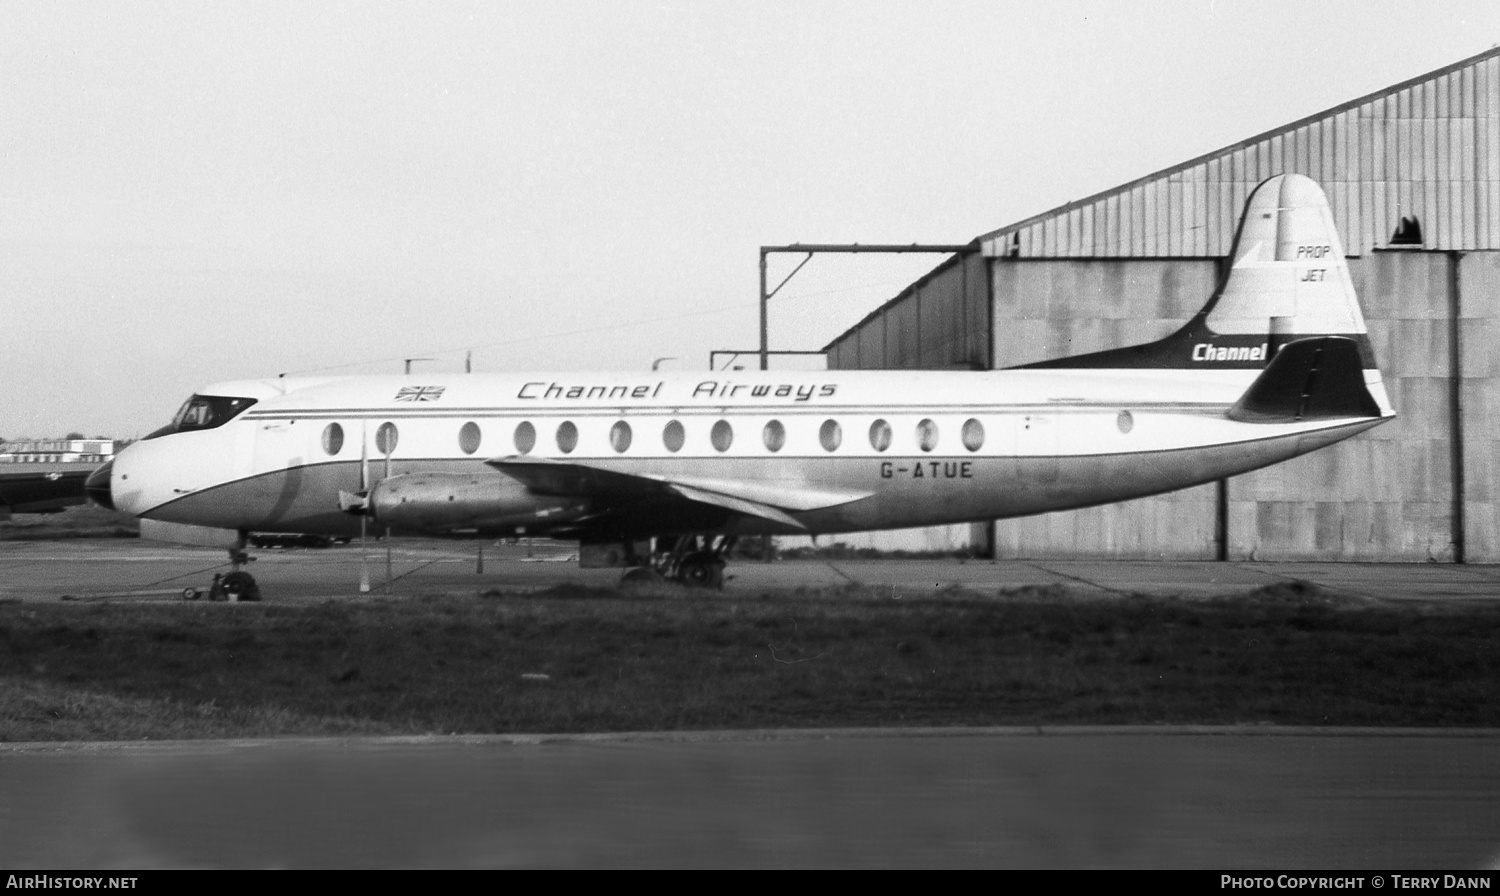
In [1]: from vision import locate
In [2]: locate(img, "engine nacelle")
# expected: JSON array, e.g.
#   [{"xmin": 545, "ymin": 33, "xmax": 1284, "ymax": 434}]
[{"xmin": 365, "ymin": 472, "xmax": 590, "ymax": 534}]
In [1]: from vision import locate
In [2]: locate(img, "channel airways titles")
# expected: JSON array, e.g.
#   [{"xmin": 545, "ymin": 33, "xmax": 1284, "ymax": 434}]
[{"xmin": 516, "ymin": 380, "xmax": 839, "ymax": 402}]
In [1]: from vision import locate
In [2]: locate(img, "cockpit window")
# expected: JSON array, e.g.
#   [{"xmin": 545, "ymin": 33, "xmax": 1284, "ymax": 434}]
[{"xmin": 143, "ymin": 394, "xmax": 258, "ymax": 440}]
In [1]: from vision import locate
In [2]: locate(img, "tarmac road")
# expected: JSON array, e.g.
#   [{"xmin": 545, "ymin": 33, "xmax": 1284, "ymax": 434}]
[{"xmin": 3, "ymin": 728, "xmax": 1500, "ymax": 869}]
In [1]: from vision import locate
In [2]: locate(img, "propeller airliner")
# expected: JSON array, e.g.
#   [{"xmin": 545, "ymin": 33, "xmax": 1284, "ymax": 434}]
[{"xmin": 87, "ymin": 174, "xmax": 1393, "ymax": 597}]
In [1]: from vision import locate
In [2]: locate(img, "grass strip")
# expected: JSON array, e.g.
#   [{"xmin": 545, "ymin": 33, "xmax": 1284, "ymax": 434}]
[{"xmin": 2, "ymin": 581, "xmax": 1497, "ymax": 741}]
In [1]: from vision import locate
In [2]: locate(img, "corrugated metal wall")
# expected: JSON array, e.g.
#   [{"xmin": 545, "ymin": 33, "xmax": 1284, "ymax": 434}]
[
  {"xmin": 981, "ymin": 49, "xmax": 1500, "ymax": 260},
  {"xmin": 825, "ymin": 248, "xmax": 1497, "ymax": 562},
  {"xmin": 984, "ymin": 252, "xmax": 1494, "ymax": 562},
  {"xmin": 1461, "ymin": 252, "xmax": 1500, "ymax": 560},
  {"xmin": 820, "ymin": 48, "xmax": 1500, "ymax": 562},
  {"xmin": 826, "ymin": 252, "xmax": 989, "ymax": 371}
]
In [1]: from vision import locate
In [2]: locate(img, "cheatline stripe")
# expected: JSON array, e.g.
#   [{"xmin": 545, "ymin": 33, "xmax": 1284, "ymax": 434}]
[
  {"xmin": 242, "ymin": 402, "xmax": 1234, "ymax": 421},
  {"xmin": 136, "ymin": 417, "xmax": 1383, "ymax": 516}
]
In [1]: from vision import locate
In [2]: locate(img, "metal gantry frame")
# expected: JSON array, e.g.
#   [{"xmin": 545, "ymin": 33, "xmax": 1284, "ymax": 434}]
[{"xmin": 754, "ymin": 243, "xmax": 973, "ymax": 370}]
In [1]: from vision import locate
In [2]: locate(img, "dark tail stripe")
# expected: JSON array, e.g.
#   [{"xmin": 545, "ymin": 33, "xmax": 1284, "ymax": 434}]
[{"xmin": 1016, "ymin": 312, "xmax": 1376, "ymax": 371}]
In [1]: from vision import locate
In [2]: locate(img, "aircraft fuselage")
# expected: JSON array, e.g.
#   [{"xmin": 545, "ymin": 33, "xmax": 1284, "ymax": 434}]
[{"xmin": 104, "ymin": 366, "xmax": 1388, "ymax": 541}]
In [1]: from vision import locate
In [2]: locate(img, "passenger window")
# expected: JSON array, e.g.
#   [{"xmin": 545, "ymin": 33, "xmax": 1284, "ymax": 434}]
[
  {"xmin": 711, "ymin": 420, "xmax": 733, "ymax": 452},
  {"xmin": 322, "ymin": 423, "xmax": 344, "ymax": 456},
  {"xmin": 459, "ymin": 422, "xmax": 482, "ymax": 455},
  {"xmin": 514, "ymin": 421, "xmax": 536, "ymax": 455},
  {"xmin": 663, "ymin": 420, "xmax": 685, "ymax": 453},
  {"xmin": 610, "ymin": 420, "xmax": 632, "ymax": 453},
  {"xmin": 376, "ymin": 422, "xmax": 398, "ymax": 456},
  {"xmin": 869, "ymin": 419, "xmax": 892, "ymax": 453},
  {"xmin": 762, "ymin": 420, "xmax": 785, "ymax": 452},
  {"xmin": 961, "ymin": 418, "xmax": 984, "ymax": 451},
  {"xmin": 916, "ymin": 419, "xmax": 939, "ymax": 453},
  {"xmin": 1117, "ymin": 410, "xmax": 1134, "ymax": 434},
  {"xmin": 556, "ymin": 421, "xmax": 578, "ymax": 454},
  {"xmin": 820, "ymin": 419, "xmax": 842, "ymax": 452}
]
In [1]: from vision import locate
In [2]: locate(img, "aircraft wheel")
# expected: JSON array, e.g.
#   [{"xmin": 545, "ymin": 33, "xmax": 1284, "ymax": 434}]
[
  {"xmin": 219, "ymin": 571, "xmax": 261, "ymax": 602},
  {"xmin": 182, "ymin": 587, "xmax": 201, "ymax": 601},
  {"xmin": 677, "ymin": 552, "xmax": 725, "ymax": 589}
]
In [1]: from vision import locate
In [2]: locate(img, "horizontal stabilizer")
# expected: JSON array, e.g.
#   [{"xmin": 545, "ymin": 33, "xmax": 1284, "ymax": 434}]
[{"xmin": 1228, "ymin": 336, "xmax": 1382, "ymax": 423}]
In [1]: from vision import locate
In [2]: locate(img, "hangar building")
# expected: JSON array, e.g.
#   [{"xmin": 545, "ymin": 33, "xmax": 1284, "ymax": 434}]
[{"xmin": 823, "ymin": 47, "xmax": 1500, "ymax": 563}]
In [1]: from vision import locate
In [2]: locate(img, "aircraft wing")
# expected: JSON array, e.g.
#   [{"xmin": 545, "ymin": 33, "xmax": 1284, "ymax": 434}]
[
  {"xmin": 657, "ymin": 482, "xmax": 805, "ymax": 529},
  {"xmin": 484, "ymin": 456, "xmax": 872, "ymax": 530}
]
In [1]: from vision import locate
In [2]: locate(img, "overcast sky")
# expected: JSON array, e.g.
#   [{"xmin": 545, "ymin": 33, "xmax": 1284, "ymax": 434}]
[{"xmin": 5, "ymin": 0, "xmax": 1499, "ymax": 437}]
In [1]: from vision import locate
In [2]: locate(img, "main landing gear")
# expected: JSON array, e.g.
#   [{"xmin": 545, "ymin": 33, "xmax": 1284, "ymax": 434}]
[
  {"xmin": 182, "ymin": 546, "xmax": 261, "ymax": 602},
  {"xmin": 627, "ymin": 535, "xmax": 736, "ymax": 589}
]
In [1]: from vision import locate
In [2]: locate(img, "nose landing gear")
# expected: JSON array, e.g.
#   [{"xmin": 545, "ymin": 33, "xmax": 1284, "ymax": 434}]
[
  {"xmin": 181, "ymin": 543, "xmax": 261, "ymax": 601},
  {"xmin": 210, "ymin": 569, "xmax": 261, "ymax": 601}
]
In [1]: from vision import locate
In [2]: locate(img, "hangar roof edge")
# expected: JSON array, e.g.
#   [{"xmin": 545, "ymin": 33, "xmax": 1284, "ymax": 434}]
[{"xmin": 975, "ymin": 44, "xmax": 1500, "ymax": 257}]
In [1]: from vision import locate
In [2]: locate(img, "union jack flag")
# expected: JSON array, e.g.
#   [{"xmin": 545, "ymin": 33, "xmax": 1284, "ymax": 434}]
[{"xmin": 395, "ymin": 385, "xmax": 446, "ymax": 402}]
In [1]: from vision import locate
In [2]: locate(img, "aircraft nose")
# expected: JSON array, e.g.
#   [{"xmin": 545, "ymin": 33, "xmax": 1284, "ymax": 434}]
[{"xmin": 85, "ymin": 460, "xmax": 115, "ymax": 510}]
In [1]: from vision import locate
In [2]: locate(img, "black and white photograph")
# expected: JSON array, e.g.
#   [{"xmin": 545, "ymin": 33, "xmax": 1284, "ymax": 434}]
[{"xmin": 3, "ymin": 0, "xmax": 1500, "ymax": 870}]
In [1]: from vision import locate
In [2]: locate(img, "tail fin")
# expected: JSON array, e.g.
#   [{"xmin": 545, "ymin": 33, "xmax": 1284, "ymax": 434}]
[{"xmin": 1019, "ymin": 173, "xmax": 1375, "ymax": 373}]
